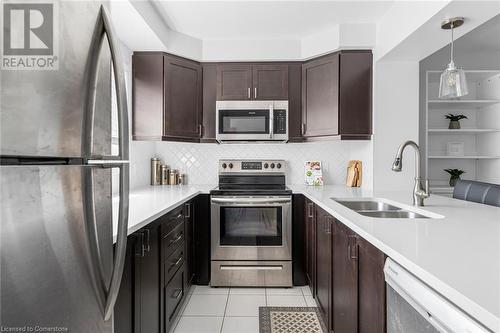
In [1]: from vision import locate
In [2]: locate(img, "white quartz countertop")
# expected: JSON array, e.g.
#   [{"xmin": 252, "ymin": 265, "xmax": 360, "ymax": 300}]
[
  {"xmin": 112, "ymin": 185, "xmax": 213, "ymax": 242},
  {"xmin": 115, "ymin": 184, "xmax": 500, "ymax": 332}
]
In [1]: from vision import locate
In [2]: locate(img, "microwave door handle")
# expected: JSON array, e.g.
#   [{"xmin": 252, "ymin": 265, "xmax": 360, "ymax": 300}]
[{"xmin": 269, "ymin": 104, "xmax": 274, "ymax": 139}]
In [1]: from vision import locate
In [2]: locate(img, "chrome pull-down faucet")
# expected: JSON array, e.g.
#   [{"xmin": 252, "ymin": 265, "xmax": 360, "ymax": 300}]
[{"xmin": 392, "ymin": 140, "xmax": 430, "ymax": 206}]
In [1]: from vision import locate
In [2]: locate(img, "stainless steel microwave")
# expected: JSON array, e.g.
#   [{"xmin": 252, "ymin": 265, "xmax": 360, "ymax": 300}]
[{"xmin": 215, "ymin": 100, "xmax": 288, "ymax": 143}]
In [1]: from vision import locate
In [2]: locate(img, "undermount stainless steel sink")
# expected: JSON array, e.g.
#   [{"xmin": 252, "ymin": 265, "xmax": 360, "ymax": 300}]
[
  {"xmin": 335, "ymin": 200, "xmax": 400, "ymax": 212},
  {"xmin": 332, "ymin": 198, "xmax": 431, "ymax": 219},
  {"xmin": 357, "ymin": 210, "xmax": 429, "ymax": 219}
]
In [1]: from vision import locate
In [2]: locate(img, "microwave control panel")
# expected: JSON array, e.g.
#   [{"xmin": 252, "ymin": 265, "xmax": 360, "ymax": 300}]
[{"xmin": 274, "ymin": 110, "xmax": 287, "ymax": 134}]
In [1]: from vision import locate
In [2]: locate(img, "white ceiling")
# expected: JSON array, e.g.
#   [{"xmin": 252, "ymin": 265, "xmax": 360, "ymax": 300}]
[
  {"xmin": 154, "ymin": 1, "xmax": 394, "ymax": 40},
  {"xmin": 454, "ymin": 14, "xmax": 500, "ymax": 52}
]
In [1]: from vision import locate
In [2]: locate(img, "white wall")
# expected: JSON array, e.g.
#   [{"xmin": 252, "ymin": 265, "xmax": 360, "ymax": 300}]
[
  {"xmin": 203, "ymin": 39, "xmax": 301, "ymax": 62},
  {"xmin": 117, "ymin": 42, "xmax": 156, "ymax": 190},
  {"xmin": 373, "ymin": 61, "xmax": 420, "ymax": 191},
  {"xmin": 374, "ymin": 1, "xmax": 451, "ymax": 61}
]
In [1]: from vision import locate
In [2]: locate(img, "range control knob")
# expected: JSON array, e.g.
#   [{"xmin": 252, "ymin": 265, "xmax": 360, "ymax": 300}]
[
  {"xmin": 222, "ymin": 163, "xmax": 227, "ymax": 169},
  {"xmin": 264, "ymin": 163, "xmax": 269, "ymax": 169},
  {"xmin": 277, "ymin": 163, "xmax": 282, "ymax": 169},
  {"xmin": 228, "ymin": 163, "xmax": 233, "ymax": 169},
  {"xmin": 270, "ymin": 163, "xmax": 275, "ymax": 169}
]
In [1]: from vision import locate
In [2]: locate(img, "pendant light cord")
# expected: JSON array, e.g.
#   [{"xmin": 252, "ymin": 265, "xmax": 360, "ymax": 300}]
[{"xmin": 450, "ymin": 23, "xmax": 454, "ymax": 65}]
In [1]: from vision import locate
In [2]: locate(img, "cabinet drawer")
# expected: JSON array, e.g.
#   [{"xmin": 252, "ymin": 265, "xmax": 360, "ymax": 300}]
[
  {"xmin": 163, "ymin": 222, "xmax": 185, "ymax": 259},
  {"xmin": 165, "ymin": 246, "xmax": 184, "ymax": 284},
  {"xmin": 165, "ymin": 267, "xmax": 184, "ymax": 323},
  {"xmin": 160, "ymin": 206, "xmax": 184, "ymax": 238}
]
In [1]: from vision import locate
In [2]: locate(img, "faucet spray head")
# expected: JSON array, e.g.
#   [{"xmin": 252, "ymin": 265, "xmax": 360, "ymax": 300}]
[{"xmin": 392, "ymin": 157, "xmax": 402, "ymax": 172}]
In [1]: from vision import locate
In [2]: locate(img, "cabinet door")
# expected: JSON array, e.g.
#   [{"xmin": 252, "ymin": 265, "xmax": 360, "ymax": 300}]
[
  {"xmin": 302, "ymin": 53, "xmax": 339, "ymax": 137},
  {"xmin": 315, "ymin": 206, "xmax": 332, "ymax": 331},
  {"xmin": 114, "ymin": 236, "xmax": 137, "ymax": 333},
  {"xmin": 357, "ymin": 235, "xmax": 386, "ymax": 333},
  {"xmin": 184, "ymin": 201, "xmax": 195, "ymax": 290},
  {"xmin": 304, "ymin": 198, "xmax": 316, "ymax": 293},
  {"xmin": 333, "ymin": 220, "xmax": 358, "ymax": 333},
  {"xmin": 164, "ymin": 55, "xmax": 202, "ymax": 139},
  {"xmin": 132, "ymin": 53, "xmax": 164, "ymax": 140},
  {"xmin": 193, "ymin": 194, "xmax": 211, "ymax": 285},
  {"xmin": 287, "ymin": 63, "xmax": 303, "ymax": 141},
  {"xmin": 201, "ymin": 64, "xmax": 217, "ymax": 142},
  {"xmin": 216, "ymin": 64, "xmax": 253, "ymax": 100},
  {"xmin": 339, "ymin": 51, "xmax": 372, "ymax": 137},
  {"xmin": 252, "ymin": 64, "xmax": 288, "ymax": 100},
  {"xmin": 135, "ymin": 226, "xmax": 160, "ymax": 333}
]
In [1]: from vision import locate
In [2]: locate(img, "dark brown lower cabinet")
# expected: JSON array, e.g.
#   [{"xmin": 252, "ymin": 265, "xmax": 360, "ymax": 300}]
[
  {"xmin": 332, "ymin": 219, "xmax": 387, "ymax": 333},
  {"xmin": 315, "ymin": 206, "xmax": 333, "ymax": 331},
  {"xmin": 193, "ymin": 194, "xmax": 211, "ymax": 285},
  {"xmin": 304, "ymin": 198, "xmax": 316, "ymax": 295},
  {"xmin": 333, "ymin": 219, "xmax": 358, "ymax": 333},
  {"xmin": 115, "ymin": 198, "xmax": 201, "ymax": 333},
  {"xmin": 114, "ymin": 222, "xmax": 161, "ymax": 333},
  {"xmin": 357, "ymin": 234, "xmax": 386, "ymax": 333},
  {"xmin": 300, "ymin": 195, "xmax": 386, "ymax": 333},
  {"xmin": 184, "ymin": 200, "xmax": 195, "ymax": 290}
]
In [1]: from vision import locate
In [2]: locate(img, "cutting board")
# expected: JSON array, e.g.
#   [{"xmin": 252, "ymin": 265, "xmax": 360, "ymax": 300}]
[{"xmin": 346, "ymin": 160, "xmax": 362, "ymax": 187}]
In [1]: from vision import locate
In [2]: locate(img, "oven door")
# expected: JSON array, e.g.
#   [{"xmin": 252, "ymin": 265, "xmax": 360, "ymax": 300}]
[
  {"xmin": 216, "ymin": 101, "xmax": 273, "ymax": 141},
  {"xmin": 211, "ymin": 196, "xmax": 292, "ymax": 261}
]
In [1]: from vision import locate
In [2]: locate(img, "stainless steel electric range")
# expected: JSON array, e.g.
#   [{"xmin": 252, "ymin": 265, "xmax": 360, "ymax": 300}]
[{"xmin": 210, "ymin": 159, "xmax": 292, "ymax": 287}]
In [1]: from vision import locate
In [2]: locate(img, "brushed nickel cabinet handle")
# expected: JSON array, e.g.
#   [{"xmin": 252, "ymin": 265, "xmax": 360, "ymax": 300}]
[
  {"xmin": 171, "ymin": 289, "xmax": 182, "ymax": 300},
  {"xmin": 169, "ymin": 255, "xmax": 183, "ymax": 270},
  {"xmin": 307, "ymin": 202, "xmax": 314, "ymax": 218},
  {"xmin": 254, "ymin": 87, "xmax": 257, "ymax": 99},
  {"xmin": 169, "ymin": 233, "xmax": 183, "ymax": 245},
  {"xmin": 247, "ymin": 87, "xmax": 251, "ymax": 99}
]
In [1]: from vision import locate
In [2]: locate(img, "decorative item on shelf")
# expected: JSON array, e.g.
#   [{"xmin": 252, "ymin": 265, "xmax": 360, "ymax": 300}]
[
  {"xmin": 305, "ymin": 161, "xmax": 323, "ymax": 186},
  {"xmin": 439, "ymin": 17, "xmax": 468, "ymax": 99},
  {"xmin": 444, "ymin": 168, "xmax": 465, "ymax": 187},
  {"xmin": 446, "ymin": 142, "xmax": 465, "ymax": 156},
  {"xmin": 150, "ymin": 157, "xmax": 162, "ymax": 186},
  {"xmin": 345, "ymin": 160, "xmax": 362, "ymax": 187},
  {"xmin": 445, "ymin": 113, "xmax": 467, "ymax": 129}
]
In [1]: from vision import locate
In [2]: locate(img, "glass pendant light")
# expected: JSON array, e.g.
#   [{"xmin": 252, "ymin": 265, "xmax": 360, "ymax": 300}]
[{"xmin": 439, "ymin": 17, "xmax": 468, "ymax": 99}]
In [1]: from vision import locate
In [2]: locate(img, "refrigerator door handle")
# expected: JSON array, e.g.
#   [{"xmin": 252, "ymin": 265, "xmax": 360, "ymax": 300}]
[
  {"xmin": 83, "ymin": 5, "xmax": 130, "ymax": 322},
  {"xmin": 83, "ymin": 5, "xmax": 130, "ymax": 163}
]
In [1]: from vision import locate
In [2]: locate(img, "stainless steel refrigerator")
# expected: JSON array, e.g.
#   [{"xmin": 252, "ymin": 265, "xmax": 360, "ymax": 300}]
[{"xmin": 1, "ymin": 2, "xmax": 129, "ymax": 332}]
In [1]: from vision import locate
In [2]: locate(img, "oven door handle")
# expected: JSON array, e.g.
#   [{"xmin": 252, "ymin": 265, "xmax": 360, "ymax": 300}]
[{"xmin": 211, "ymin": 197, "xmax": 291, "ymax": 204}]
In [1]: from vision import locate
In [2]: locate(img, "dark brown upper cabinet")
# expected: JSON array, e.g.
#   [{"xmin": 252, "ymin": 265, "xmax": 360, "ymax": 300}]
[
  {"xmin": 132, "ymin": 52, "xmax": 202, "ymax": 142},
  {"xmin": 253, "ymin": 64, "xmax": 288, "ymax": 99},
  {"xmin": 217, "ymin": 63, "xmax": 288, "ymax": 100},
  {"xmin": 216, "ymin": 64, "xmax": 253, "ymax": 100},
  {"xmin": 302, "ymin": 54, "xmax": 340, "ymax": 137},
  {"xmin": 201, "ymin": 64, "xmax": 218, "ymax": 143},
  {"xmin": 287, "ymin": 63, "xmax": 303, "ymax": 142},
  {"xmin": 302, "ymin": 50, "xmax": 372, "ymax": 140}
]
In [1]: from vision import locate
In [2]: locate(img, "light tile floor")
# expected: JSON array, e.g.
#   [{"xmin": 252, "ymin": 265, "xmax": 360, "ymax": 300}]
[{"xmin": 171, "ymin": 285, "xmax": 316, "ymax": 333}]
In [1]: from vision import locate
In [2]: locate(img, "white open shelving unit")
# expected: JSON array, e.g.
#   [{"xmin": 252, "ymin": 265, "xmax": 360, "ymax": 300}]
[{"xmin": 425, "ymin": 70, "xmax": 500, "ymax": 196}]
